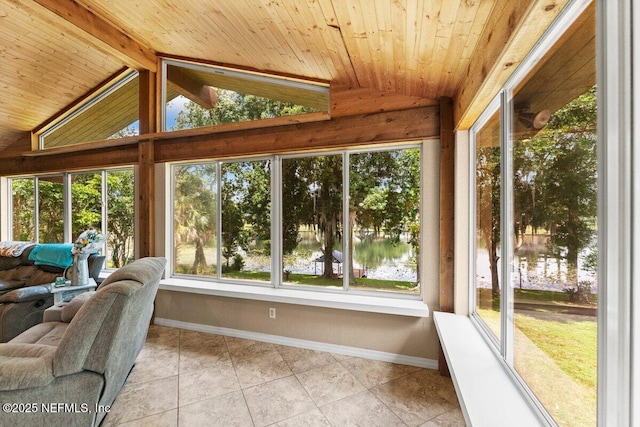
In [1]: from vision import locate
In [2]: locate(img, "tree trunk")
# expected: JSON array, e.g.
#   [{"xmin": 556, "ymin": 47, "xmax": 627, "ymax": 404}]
[
  {"xmin": 191, "ymin": 239, "xmax": 207, "ymax": 274},
  {"xmin": 348, "ymin": 211, "xmax": 357, "ymax": 284},
  {"xmin": 322, "ymin": 218, "xmax": 336, "ymax": 279}
]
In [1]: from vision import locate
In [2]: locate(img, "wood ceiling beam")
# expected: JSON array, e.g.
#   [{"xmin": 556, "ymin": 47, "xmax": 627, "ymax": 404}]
[
  {"xmin": 167, "ymin": 67, "xmax": 217, "ymax": 110},
  {"xmin": 32, "ymin": 0, "xmax": 157, "ymax": 71},
  {"xmin": 1, "ymin": 106, "xmax": 438, "ymax": 175},
  {"xmin": 454, "ymin": 0, "xmax": 570, "ymax": 129}
]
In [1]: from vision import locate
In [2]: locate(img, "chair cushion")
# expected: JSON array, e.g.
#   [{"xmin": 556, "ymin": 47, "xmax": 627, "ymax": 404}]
[
  {"xmin": 10, "ymin": 322, "xmax": 68, "ymax": 347},
  {"xmin": 0, "ymin": 344, "xmax": 56, "ymax": 390}
]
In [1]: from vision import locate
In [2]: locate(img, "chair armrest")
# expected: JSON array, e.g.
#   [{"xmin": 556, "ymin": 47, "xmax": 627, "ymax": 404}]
[
  {"xmin": 60, "ymin": 291, "xmax": 94, "ymax": 322},
  {"xmin": 43, "ymin": 304, "xmax": 65, "ymax": 322},
  {"xmin": 0, "ymin": 285, "xmax": 51, "ymax": 304}
]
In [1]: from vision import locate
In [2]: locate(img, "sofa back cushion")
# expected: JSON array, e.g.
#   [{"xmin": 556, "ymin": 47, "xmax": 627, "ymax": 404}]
[{"xmin": 51, "ymin": 258, "xmax": 165, "ymax": 403}]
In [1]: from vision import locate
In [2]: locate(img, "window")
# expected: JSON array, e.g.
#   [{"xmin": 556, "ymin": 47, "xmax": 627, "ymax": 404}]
[
  {"xmin": 162, "ymin": 59, "xmax": 329, "ymax": 132},
  {"xmin": 472, "ymin": 107, "xmax": 502, "ymax": 341},
  {"xmin": 9, "ymin": 169, "xmax": 135, "ymax": 269},
  {"xmin": 38, "ymin": 70, "xmax": 139, "ymax": 149},
  {"xmin": 37, "ymin": 176, "xmax": 64, "ymax": 242},
  {"xmin": 171, "ymin": 145, "xmax": 422, "ymax": 297},
  {"xmin": 471, "ymin": 3, "xmax": 597, "ymax": 425}
]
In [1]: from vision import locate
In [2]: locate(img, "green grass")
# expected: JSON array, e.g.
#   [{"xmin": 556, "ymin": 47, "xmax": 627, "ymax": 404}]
[
  {"xmin": 477, "ymin": 287, "xmax": 597, "ymax": 306},
  {"xmin": 176, "ymin": 266, "xmax": 416, "ymax": 291},
  {"xmin": 515, "ymin": 313, "xmax": 597, "ymax": 389},
  {"xmin": 223, "ymin": 270, "xmax": 415, "ymax": 291}
]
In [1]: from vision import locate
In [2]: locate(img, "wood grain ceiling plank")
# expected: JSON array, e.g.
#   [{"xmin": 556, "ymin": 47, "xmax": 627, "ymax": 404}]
[
  {"xmin": 423, "ymin": 1, "xmax": 458, "ymax": 99},
  {"xmin": 315, "ymin": 0, "xmax": 359, "ymax": 87},
  {"xmin": 331, "ymin": 0, "xmax": 375, "ymax": 88},
  {"xmin": 436, "ymin": 0, "xmax": 491, "ymax": 98},
  {"xmin": 407, "ymin": 0, "xmax": 441, "ymax": 98},
  {"xmin": 32, "ymin": 0, "xmax": 157, "ymax": 70},
  {"xmin": 270, "ymin": 0, "xmax": 336, "ymax": 79},
  {"xmin": 380, "ymin": 0, "xmax": 402, "ymax": 93}
]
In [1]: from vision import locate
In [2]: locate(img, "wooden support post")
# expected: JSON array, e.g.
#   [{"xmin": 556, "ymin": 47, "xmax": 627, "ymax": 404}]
[
  {"xmin": 439, "ymin": 96, "xmax": 455, "ymax": 376},
  {"xmin": 138, "ymin": 70, "xmax": 157, "ymax": 258}
]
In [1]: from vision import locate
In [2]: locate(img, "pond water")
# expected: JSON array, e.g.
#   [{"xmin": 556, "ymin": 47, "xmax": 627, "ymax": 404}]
[
  {"xmin": 476, "ymin": 236, "xmax": 598, "ymax": 293},
  {"xmin": 283, "ymin": 230, "xmax": 418, "ymax": 283}
]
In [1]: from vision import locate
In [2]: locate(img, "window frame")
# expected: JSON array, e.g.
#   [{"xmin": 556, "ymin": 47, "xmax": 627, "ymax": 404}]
[
  {"xmin": 169, "ymin": 142, "xmax": 424, "ymax": 301},
  {"xmin": 468, "ymin": 0, "xmax": 597, "ymax": 424},
  {"xmin": 160, "ymin": 58, "xmax": 330, "ymax": 133}
]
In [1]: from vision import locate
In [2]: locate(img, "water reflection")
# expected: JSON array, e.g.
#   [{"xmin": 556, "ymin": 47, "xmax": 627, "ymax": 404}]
[{"xmin": 285, "ymin": 230, "xmax": 417, "ymax": 283}]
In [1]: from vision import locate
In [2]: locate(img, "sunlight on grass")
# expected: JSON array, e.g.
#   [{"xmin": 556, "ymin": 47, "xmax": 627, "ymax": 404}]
[{"xmin": 516, "ymin": 313, "xmax": 597, "ymax": 389}]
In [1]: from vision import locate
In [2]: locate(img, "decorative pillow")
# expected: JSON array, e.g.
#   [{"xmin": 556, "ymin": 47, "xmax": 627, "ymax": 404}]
[{"xmin": 61, "ymin": 291, "xmax": 95, "ymax": 323}]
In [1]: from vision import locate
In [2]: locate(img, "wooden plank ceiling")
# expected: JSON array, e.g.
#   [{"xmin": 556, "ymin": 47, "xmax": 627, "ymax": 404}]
[{"xmin": 0, "ymin": 0, "xmax": 576, "ymax": 153}]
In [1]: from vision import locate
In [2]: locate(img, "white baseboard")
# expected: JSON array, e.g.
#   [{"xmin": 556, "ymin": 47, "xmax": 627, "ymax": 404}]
[{"xmin": 154, "ymin": 317, "xmax": 438, "ymax": 370}]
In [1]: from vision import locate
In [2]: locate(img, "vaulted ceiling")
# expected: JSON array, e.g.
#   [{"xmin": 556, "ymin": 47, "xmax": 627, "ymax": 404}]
[{"xmin": 0, "ymin": 0, "xmax": 571, "ymax": 153}]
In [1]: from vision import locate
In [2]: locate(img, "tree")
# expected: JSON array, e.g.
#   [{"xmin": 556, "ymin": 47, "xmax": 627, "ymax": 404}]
[
  {"xmin": 11, "ymin": 178, "xmax": 35, "ymax": 241},
  {"xmin": 106, "ymin": 170, "xmax": 135, "ymax": 267},
  {"xmin": 476, "ymin": 146, "xmax": 501, "ymax": 298},
  {"xmin": 173, "ymin": 90, "xmax": 311, "ymax": 272},
  {"xmin": 348, "ymin": 149, "xmax": 421, "ymax": 285},
  {"xmin": 173, "ymin": 164, "xmax": 217, "ymax": 274}
]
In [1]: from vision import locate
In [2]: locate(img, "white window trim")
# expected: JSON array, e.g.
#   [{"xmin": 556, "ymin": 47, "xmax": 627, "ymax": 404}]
[
  {"xmin": 159, "ymin": 277, "xmax": 429, "ymax": 317},
  {"xmin": 597, "ymin": 0, "xmax": 635, "ymax": 425}
]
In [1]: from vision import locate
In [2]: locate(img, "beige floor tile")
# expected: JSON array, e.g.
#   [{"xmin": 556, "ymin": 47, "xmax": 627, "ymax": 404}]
[
  {"xmin": 116, "ymin": 409, "xmax": 178, "ymax": 427},
  {"xmin": 127, "ymin": 349, "xmax": 180, "ymax": 384},
  {"xmin": 270, "ymin": 408, "xmax": 332, "ymax": 427},
  {"xmin": 419, "ymin": 408, "xmax": 466, "ymax": 427},
  {"xmin": 178, "ymin": 390, "xmax": 254, "ymax": 427},
  {"xmin": 102, "ymin": 376, "xmax": 178, "ymax": 426},
  {"xmin": 296, "ymin": 362, "xmax": 366, "ymax": 406},
  {"xmin": 232, "ymin": 349, "xmax": 293, "ymax": 388},
  {"xmin": 275, "ymin": 345, "xmax": 338, "ymax": 373},
  {"xmin": 179, "ymin": 347, "xmax": 231, "ymax": 374},
  {"xmin": 243, "ymin": 375, "xmax": 317, "ymax": 426},
  {"xmin": 178, "ymin": 360, "xmax": 241, "ymax": 406},
  {"xmin": 180, "ymin": 330, "xmax": 227, "ymax": 352},
  {"xmin": 107, "ymin": 326, "xmax": 463, "ymax": 427},
  {"xmin": 340, "ymin": 357, "xmax": 420, "ymax": 388},
  {"xmin": 320, "ymin": 390, "xmax": 406, "ymax": 427},
  {"xmin": 226, "ymin": 336, "xmax": 277, "ymax": 360},
  {"xmin": 370, "ymin": 370, "xmax": 459, "ymax": 426}
]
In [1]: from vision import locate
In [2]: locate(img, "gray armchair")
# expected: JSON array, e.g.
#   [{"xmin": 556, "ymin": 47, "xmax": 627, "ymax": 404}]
[{"xmin": 0, "ymin": 257, "xmax": 166, "ymax": 426}]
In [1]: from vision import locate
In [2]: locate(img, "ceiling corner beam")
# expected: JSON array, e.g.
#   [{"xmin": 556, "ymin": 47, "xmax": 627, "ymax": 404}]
[
  {"xmin": 454, "ymin": 0, "xmax": 570, "ymax": 130},
  {"xmin": 32, "ymin": 0, "xmax": 157, "ymax": 71}
]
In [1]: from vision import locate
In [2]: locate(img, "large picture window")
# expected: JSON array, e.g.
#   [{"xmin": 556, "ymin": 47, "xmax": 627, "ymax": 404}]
[
  {"xmin": 9, "ymin": 168, "xmax": 135, "ymax": 270},
  {"xmin": 471, "ymin": 3, "xmax": 596, "ymax": 425},
  {"xmin": 171, "ymin": 144, "xmax": 422, "ymax": 297}
]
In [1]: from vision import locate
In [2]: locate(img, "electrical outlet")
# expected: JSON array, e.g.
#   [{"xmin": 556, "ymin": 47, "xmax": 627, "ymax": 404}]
[{"xmin": 269, "ymin": 307, "xmax": 276, "ymax": 319}]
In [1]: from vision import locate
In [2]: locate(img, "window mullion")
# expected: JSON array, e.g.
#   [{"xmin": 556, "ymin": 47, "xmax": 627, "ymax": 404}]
[
  {"xmin": 500, "ymin": 89, "xmax": 515, "ymax": 364},
  {"xmin": 343, "ymin": 152, "xmax": 349, "ymax": 291},
  {"xmin": 272, "ymin": 156, "xmax": 282, "ymax": 288},
  {"xmin": 216, "ymin": 162, "xmax": 222, "ymax": 280}
]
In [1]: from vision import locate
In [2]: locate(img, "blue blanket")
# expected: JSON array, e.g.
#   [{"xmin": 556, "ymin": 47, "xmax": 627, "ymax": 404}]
[{"xmin": 28, "ymin": 243, "xmax": 74, "ymax": 269}]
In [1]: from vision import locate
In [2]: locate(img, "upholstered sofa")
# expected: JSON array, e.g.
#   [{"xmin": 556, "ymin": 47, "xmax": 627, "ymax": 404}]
[
  {"xmin": 0, "ymin": 243, "xmax": 104, "ymax": 342},
  {"xmin": 0, "ymin": 257, "xmax": 166, "ymax": 427}
]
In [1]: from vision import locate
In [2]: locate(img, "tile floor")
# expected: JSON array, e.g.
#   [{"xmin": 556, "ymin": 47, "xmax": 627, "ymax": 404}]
[{"xmin": 102, "ymin": 325, "xmax": 465, "ymax": 427}]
